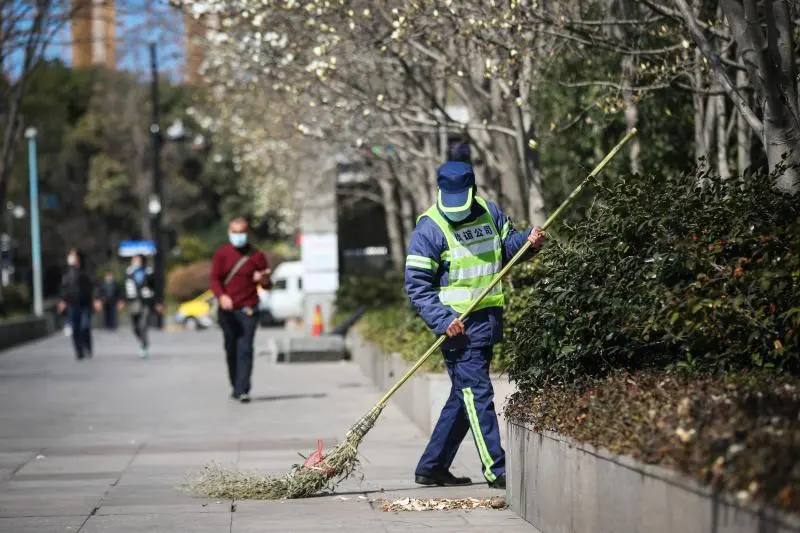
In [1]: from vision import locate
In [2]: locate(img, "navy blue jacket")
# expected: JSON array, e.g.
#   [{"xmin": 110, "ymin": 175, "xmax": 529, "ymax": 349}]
[{"xmin": 404, "ymin": 197, "xmax": 532, "ymax": 350}]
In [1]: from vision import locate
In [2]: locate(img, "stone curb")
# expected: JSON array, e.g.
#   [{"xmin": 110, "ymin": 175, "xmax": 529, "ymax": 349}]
[{"xmin": 507, "ymin": 420, "xmax": 800, "ymax": 533}]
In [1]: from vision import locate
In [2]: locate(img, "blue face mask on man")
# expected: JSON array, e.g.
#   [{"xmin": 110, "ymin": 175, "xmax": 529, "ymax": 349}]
[
  {"xmin": 229, "ymin": 232, "xmax": 248, "ymax": 248},
  {"xmin": 444, "ymin": 208, "xmax": 471, "ymax": 223}
]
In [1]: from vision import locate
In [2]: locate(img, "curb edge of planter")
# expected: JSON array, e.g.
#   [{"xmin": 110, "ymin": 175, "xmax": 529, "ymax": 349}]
[{"xmin": 506, "ymin": 418, "xmax": 800, "ymax": 533}]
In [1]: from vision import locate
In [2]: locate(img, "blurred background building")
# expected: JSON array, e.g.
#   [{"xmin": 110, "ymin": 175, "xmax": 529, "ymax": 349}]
[
  {"xmin": 71, "ymin": 0, "xmax": 116, "ymax": 69},
  {"xmin": 67, "ymin": 0, "xmax": 199, "ymax": 80}
]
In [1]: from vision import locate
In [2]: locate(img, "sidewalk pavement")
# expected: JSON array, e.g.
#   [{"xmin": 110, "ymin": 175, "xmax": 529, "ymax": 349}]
[{"xmin": 0, "ymin": 328, "xmax": 537, "ymax": 532}]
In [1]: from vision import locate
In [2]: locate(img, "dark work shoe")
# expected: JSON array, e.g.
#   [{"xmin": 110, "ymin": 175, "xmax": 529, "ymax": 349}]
[
  {"xmin": 415, "ymin": 471, "xmax": 472, "ymax": 486},
  {"xmin": 488, "ymin": 475, "xmax": 506, "ymax": 489}
]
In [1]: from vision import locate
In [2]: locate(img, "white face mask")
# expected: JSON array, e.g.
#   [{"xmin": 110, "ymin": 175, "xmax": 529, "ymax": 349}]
[{"xmin": 67, "ymin": 254, "xmax": 77, "ymax": 266}]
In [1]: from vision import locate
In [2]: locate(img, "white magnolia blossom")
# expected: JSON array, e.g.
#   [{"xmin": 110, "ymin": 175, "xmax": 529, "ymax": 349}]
[{"xmin": 183, "ymin": 0, "xmax": 641, "ymax": 225}]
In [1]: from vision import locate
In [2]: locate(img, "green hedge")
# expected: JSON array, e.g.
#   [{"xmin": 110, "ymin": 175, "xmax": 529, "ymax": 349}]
[
  {"xmin": 0, "ymin": 284, "xmax": 30, "ymax": 316},
  {"xmin": 507, "ymin": 170, "xmax": 800, "ymax": 390},
  {"xmin": 335, "ymin": 273, "xmax": 405, "ymax": 315}
]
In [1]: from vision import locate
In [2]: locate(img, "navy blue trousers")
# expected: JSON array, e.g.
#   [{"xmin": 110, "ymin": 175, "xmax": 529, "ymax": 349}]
[
  {"xmin": 67, "ymin": 305, "xmax": 93, "ymax": 359},
  {"xmin": 415, "ymin": 345, "xmax": 505, "ymax": 482},
  {"xmin": 218, "ymin": 309, "xmax": 260, "ymax": 396}
]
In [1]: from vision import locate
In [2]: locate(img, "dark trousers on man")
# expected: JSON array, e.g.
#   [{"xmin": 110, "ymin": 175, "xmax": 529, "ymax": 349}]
[
  {"xmin": 416, "ymin": 345, "xmax": 505, "ymax": 483},
  {"xmin": 103, "ymin": 303, "xmax": 117, "ymax": 330},
  {"xmin": 218, "ymin": 308, "xmax": 259, "ymax": 396},
  {"xmin": 131, "ymin": 307, "xmax": 150, "ymax": 349},
  {"xmin": 66, "ymin": 305, "xmax": 93, "ymax": 360}
]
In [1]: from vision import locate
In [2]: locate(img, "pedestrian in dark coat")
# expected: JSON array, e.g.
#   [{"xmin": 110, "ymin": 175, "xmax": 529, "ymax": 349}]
[{"xmin": 57, "ymin": 248, "xmax": 96, "ymax": 360}]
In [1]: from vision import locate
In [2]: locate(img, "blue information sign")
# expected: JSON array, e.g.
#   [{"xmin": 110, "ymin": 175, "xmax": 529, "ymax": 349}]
[{"xmin": 118, "ymin": 240, "xmax": 156, "ymax": 257}]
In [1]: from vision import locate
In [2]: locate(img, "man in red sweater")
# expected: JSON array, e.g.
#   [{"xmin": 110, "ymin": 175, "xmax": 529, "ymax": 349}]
[{"xmin": 210, "ymin": 216, "xmax": 271, "ymax": 403}]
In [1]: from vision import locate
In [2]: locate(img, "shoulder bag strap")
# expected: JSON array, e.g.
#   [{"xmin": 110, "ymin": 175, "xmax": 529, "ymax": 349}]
[{"xmin": 223, "ymin": 253, "xmax": 251, "ymax": 287}]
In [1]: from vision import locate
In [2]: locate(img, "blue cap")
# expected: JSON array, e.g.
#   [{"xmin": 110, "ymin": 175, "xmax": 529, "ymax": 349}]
[{"xmin": 437, "ymin": 161, "xmax": 475, "ymax": 214}]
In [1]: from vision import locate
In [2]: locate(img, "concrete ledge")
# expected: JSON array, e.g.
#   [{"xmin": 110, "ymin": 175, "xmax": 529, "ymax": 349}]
[
  {"xmin": 284, "ymin": 336, "xmax": 347, "ymax": 362},
  {"xmin": 258, "ymin": 335, "xmax": 347, "ymax": 363},
  {"xmin": 0, "ymin": 314, "xmax": 56, "ymax": 352},
  {"xmin": 346, "ymin": 330, "xmax": 516, "ymax": 438},
  {"xmin": 507, "ymin": 420, "xmax": 800, "ymax": 533}
]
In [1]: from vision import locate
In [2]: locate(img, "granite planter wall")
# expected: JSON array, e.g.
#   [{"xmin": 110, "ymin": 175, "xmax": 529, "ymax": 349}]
[
  {"xmin": 0, "ymin": 314, "xmax": 57, "ymax": 352},
  {"xmin": 347, "ymin": 330, "xmax": 799, "ymax": 533},
  {"xmin": 507, "ymin": 420, "xmax": 800, "ymax": 533}
]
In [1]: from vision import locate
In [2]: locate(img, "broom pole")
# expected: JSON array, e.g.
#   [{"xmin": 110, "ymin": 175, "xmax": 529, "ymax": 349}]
[{"xmin": 374, "ymin": 128, "xmax": 638, "ymax": 409}]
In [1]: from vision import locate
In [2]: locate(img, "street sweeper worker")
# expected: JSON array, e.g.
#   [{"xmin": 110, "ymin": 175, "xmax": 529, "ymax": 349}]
[{"xmin": 404, "ymin": 144, "xmax": 546, "ymax": 489}]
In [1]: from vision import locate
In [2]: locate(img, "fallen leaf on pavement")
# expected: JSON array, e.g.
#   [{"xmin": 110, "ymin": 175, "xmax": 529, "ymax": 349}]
[{"xmin": 380, "ymin": 497, "xmax": 507, "ymax": 512}]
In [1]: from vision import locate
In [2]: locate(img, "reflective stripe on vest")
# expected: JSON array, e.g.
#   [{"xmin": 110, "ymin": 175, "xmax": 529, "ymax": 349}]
[{"xmin": 420, "ymin": 197, "xmax": 505, "ymax": 313}]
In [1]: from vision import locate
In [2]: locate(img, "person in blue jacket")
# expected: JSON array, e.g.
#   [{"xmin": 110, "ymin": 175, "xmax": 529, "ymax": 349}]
[{"xmin": 405, "ymin": 141, "xmax": 546, "ymax": 489}]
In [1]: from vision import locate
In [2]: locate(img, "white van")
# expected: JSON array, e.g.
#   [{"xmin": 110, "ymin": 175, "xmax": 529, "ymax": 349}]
[{"xmin": 258, "ymin": 261, "xmax": 303, "ymax": 325}]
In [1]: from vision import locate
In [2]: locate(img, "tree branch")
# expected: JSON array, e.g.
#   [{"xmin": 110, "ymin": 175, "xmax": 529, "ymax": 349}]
[{"xmin": 673, "ymin": 0, "xmax": 764, "ymax": 134}]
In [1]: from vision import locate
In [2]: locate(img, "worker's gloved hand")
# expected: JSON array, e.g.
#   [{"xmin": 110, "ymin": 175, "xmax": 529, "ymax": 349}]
[
  {"xmin": 528, "ymin": 226, "xmax": 547, "ymax": 249},
  {"xmin": 446, "ymin": 318, "xmax": 465, "ymax": 337}
]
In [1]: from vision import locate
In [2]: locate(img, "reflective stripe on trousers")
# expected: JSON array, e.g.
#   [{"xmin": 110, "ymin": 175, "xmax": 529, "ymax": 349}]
[{"xmin": 415, "ymin": 346, "xmax": 505, "ymax": 481}]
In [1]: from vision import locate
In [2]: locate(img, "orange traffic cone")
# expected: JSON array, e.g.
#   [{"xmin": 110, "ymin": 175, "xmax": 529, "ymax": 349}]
[{"xmin": 311, "ymin": 305, "xmax": 324, "ymax": 336}]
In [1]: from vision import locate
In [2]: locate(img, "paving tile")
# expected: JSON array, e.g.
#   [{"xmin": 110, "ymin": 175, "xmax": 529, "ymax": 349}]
[
  {"xmin": 0, "ymin": 515, "xmax": 85, "ymax": 533},
  {"xmin": 0, "ymin": 452, "xmax": 35, "ymax": 469},
  {"xmin": 100, "ymin": 484, "xmax": 213, "ymax": 507},
  {"xmin": 14, "ymin": 455, "xmax": 132, "ymax": 477},
  {"xmin": 0, "ymin": 330, "xmax": 536, "ymax": 532},
  {"xmin": 0, "ymin": 488, "xmax": 102, "ymax": 518},
  {"xmin": 80, "ymin": 512, "xmax": 231, "ymax": 533},
  {"xmin": 2, "ymin": 477, "xmax": 116, "ymax": 490},
  {"xmin": 95, "ymin": 502, "xmax": 230, "ymax": 515},
  {"xmin": 129, "ymin": 451, "xmax": 237, "ymax": 468}
]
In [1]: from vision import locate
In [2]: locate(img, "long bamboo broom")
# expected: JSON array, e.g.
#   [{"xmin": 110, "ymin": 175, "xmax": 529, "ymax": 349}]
[{"xmin": 187, "ymin": 128, "xmax": 639, "ymax": 500}]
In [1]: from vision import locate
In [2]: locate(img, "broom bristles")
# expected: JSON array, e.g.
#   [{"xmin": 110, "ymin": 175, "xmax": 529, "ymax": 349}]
[{"xmin": 185, "ymin": 406, "xmax": 384, "ymax": 500}]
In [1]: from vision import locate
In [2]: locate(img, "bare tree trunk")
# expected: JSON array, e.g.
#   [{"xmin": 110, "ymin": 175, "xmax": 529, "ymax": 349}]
[
  {"xmin": 435, "ymin": 74, "xmax": 448, "ymax": 162},
  {"xmin": 399, "ymin": 188, "xmax": 415, "ymax": 248},
  {"xmin": 702, "ymin": 94, "xmax": 715, "ymax": 162},
  {"xmin": 763, "ymin": 107, "xmax": 800, "ymax": 190},
  {"xmin": 378, "ymin": 171, "xmax": 404, "ymax": 269},
  {"xmin": 680, "ymin": 0, "xmax": 800, "ymax": 191},
  {"xmin": 621, "ymin": 56, "xmax": 641, "ymax": 174},
  {"xmin": 693, "ymin": 49, "xmax": 707, "ymax": 162},
  {"xmin": 422, "ymin": 134, "xmax": 438, "ymax": 198},
  {"xmin": 736, "ymin": 69, "xmax": 752, "ymax": 174},
  {"xmin": 715, "ymin": 91, "xmax": 731, "ymax": 179}
]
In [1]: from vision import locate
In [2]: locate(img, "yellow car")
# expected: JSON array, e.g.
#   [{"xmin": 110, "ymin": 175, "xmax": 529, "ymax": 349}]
[{"xmin": 174, "ymin": 290, "xmax": 216, "ymax": 330}]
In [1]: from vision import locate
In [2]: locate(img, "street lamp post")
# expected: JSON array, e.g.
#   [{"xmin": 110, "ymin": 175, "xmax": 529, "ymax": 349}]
[
  {"xmin": 25, "ymin": 127, "xmax": 43, "ymax": 317},
  {"xmin": 149, "ymin": 42, "xmax": 165, "ymax": 329}
]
